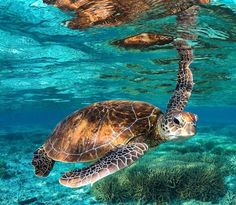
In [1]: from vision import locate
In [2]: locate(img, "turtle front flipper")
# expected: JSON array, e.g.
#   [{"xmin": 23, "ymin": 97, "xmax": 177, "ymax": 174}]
[
  {"xmin": 59, "ymin": 143, "xmax": 148, "ymax": 188},
  {"xmin": 166, "ymin": 6, "xmax": 199, "ymax": 113},
  {"xmin": 166, "ymin": 40, "xmax": 194, "ymax": 113},
  {"xmin": 32, "ymin": 146, "xmax": 55, "ymax": 177}
]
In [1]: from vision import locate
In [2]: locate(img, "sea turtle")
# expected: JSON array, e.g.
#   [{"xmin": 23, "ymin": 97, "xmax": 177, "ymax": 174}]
[
  {"xmin": 32, "ymin": 40, "xmax": 198, "ymax": 188},
  {"xmin": 43, "ymin": 0, "xmax": 210, "ymax": 29}
]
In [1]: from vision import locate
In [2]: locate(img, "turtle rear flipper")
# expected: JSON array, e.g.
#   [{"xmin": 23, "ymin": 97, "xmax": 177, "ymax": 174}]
[
  {"xmin": 59, "ymin": 143, "xmax": 148, "ymax": 188},
  {"xmin": 32, "ymin": 147, "xmax": 55, "ymax": 177}
]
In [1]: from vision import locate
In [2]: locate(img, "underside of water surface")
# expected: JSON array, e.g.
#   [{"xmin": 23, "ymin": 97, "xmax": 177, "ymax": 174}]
[{"xmin": 0, "ymin": 0, "xmax": 236, "ymax": 204}]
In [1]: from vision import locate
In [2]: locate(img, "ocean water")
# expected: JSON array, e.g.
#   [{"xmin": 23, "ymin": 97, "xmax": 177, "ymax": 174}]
[{"xmin": 0, "ymin": 0, "xmax": 236, "ymax": 204}]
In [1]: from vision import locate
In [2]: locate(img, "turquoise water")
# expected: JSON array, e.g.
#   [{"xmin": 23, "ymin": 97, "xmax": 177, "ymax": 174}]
[{"xmin": 0, "ymin": 0, "xmax": 236, "ymax": 204}]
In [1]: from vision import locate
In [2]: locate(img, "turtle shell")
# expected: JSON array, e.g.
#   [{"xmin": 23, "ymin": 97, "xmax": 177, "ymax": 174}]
[{"xmin": 44, "ymin": 100, "xmax": 162, "ymax": 162}]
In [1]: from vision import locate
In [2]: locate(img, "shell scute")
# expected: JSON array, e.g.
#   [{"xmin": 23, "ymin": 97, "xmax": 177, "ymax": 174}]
[{"xmin": 44, "ymin": 100, "xmax": 161, "ymax": 162}]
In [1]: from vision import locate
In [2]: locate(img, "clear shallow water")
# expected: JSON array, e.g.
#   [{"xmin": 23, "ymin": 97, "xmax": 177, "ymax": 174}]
[{"xmin": 0, "ymin": 0, "xmax": 236, "ymax": 204}]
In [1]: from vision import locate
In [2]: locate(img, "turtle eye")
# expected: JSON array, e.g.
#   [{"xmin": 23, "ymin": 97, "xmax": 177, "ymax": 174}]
[{"xmin": 173, "ymin": 117, "xmax": 180, "ymax": 125}]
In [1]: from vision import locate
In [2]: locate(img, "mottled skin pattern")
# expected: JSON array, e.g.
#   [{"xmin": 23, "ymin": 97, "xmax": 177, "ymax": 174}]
[
  {"xmin": 112, "ymin": 33, "xmax": 173, "ymax": 49},
  {"xmin": 32, "ymin": 147, "xmax": 55, "ymax": 177},
  {"xmin": 43, "ymin": 0, "xmax": 209, "ymax": 29},
  {"xmin": 60, "ymin": 143, "xmax": 148, "ymax": 187},
  {"xmin": 167, "ymin": 41, "xmax": 193, "ymax": 113},
  {"xmin": 44, "ymin": 100, "xmax": 162, "ymax": 162}
]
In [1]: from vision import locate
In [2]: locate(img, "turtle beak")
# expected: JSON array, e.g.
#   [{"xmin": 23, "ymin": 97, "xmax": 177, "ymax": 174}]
[
  {"xmin": 193, "ymin": 114, "xmax": 198, "ymax": 122},
  {"xmin": 178, "ymin": 122, "xmax": 197, "ymax": 138},
  {"xmin": 188, "ymin": 121, "xmax": 197, "ymax": 137},
  {"xmin": 189, "ymin": 113, "xmax": 198, "ymax": 123},
  {"xmin": 190, "ymin": 124, "xmax": 196, "ymax": 136}
]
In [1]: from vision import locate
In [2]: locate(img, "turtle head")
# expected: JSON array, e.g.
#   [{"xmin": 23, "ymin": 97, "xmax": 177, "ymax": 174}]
[{"xmin": 159, "ymin": 111, "xmax": 198, "ymax": 141}]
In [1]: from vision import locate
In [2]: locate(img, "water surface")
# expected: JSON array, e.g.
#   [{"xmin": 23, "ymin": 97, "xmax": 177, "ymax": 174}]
[{"xmin": 0, "ymin": 0, "xmax": 235, "ymax": 204}]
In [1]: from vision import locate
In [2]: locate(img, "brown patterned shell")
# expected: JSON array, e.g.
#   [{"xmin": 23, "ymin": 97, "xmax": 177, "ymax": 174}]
[{"xmin": 44, "ymin": 100, "xmax": 162, "ymax": 162}]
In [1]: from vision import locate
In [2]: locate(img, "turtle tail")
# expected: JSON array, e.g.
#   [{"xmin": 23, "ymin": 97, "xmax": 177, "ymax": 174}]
[{"xmin": 32, "ymin": 146, "xmax": 55, "ymax": 177}]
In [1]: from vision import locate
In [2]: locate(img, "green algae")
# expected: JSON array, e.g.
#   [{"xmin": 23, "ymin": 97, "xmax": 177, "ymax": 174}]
[
  {"xmin": 92, "ymin": 134, "xmax": 236, "ymax": 204},
  {"xmin": 92, "ymin": 158, "xmax": 226, "ymax": 204}
]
